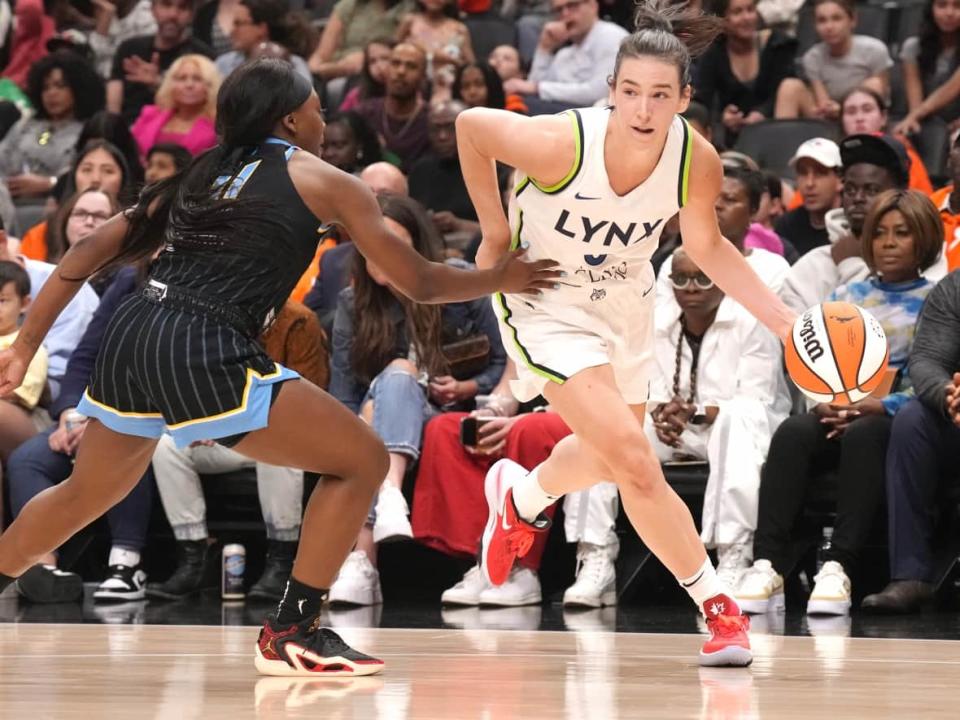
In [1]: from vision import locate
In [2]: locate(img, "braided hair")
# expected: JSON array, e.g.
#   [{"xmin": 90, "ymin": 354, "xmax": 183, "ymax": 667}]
[{"xmin": 671, "ymin": 315, "xmax": 700, "ymax": 404}]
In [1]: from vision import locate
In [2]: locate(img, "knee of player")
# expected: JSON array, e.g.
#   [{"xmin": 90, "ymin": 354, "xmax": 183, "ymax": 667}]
[
  {"xmin": 611, "ymin": 440, "xmax": 664, "ymax": 497},
  {"xmin": 365, "ymin": 441, "xmax": 390, "ymax": 485}
]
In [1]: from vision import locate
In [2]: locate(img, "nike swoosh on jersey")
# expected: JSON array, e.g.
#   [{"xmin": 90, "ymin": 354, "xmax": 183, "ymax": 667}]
[{"xmin": 574, "ymin": 192, "xmax": 600, "ymax": 200}]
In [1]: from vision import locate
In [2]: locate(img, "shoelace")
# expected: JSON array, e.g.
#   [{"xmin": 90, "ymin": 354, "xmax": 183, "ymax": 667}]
[
  {"xmin": 814, "ymin": 563, "xmax": 845, "ymax": 583},
  {"xmin": 577, "ymin": 550, "xmax": 607, "ymax": 584},
  {"xmin": 344, "ymin": 553, "xmax": 371, "ymax": 576},
  {"xmin": 506, "ymin": 529, "xmax": 534, "ymax": 558},
  {"xmin": 707, "ymin": 614, "xmax": 749, "ymax": 638},
  {"xmin": 313, "ymin": 628, "xmax": 352, "ymax": 655},
  {"xmin": 717, "ymin": 547, "xmax": 745, "ymax": 571}
]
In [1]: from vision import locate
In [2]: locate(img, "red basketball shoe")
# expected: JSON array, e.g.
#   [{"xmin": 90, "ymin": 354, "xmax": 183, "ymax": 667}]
[
  {"xmin": 699, "ymin": 593, "xmax": 753, "ymax": 667},
  {"xmin": 480, "ymin": 459, "xmax": 551, "ymax": 586},
  {"xmin": 255, "ymin": 614, "xmax": 385, "ymax": 677}
]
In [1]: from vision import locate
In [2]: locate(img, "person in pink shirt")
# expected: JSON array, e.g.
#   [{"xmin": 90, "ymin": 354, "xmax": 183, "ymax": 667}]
[
  {"xmin": 1, "ymin": 0, "xmax": 55, "ymax": 90},
  {"xmin": 130, "ymin": 54, "xmax": 221, "ymax": 160}
]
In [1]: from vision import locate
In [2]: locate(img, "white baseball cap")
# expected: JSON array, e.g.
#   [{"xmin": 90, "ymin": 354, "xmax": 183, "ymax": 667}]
[{"xmin": 788, "ymin": 138, "xmax": 842, "ymax": 170}]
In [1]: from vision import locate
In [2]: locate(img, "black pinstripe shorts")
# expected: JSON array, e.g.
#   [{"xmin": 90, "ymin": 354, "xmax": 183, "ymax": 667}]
[{"xmin": 76, "ymin": 293, "xmax": 299, "ymax": 448}]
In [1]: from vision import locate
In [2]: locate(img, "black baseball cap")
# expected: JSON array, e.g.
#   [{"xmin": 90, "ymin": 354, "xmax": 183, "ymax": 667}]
[{"xmin": 839, "ymin": 133, "xmax": 910, "ymax": 187}]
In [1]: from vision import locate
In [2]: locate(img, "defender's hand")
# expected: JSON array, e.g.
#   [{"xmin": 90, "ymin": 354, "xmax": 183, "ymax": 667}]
[
  {"xmin": 493, "ymin": 247, "xmax": 561, "ymax": 296},
  {"xmin": 0, "ymin": 345, "xmax": 30, "ymax": 397}
]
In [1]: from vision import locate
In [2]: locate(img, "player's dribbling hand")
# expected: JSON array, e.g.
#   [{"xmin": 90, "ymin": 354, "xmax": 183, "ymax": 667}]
[
  {"xmin": 492, "ymin": 247, "xmax": 561, "ymax": 295},
  {"xmin": 0, "ymin": 345, "xmax": 30, "ymax": 398}
]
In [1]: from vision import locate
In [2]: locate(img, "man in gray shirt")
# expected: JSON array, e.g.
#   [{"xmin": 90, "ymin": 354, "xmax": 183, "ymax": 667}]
[
  {"xmin": 504, "ymin": 0, "xmax": 627, "ymax": 115},
  {"xmin": 862, "ymin": 272, "xmax": 960, "ymax": 614}
]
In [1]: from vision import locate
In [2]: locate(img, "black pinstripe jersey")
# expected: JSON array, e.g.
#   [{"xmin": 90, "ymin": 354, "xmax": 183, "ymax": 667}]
[{"xmin": 150, "ymin": 140, "xmax": 324, "ymax": 331}]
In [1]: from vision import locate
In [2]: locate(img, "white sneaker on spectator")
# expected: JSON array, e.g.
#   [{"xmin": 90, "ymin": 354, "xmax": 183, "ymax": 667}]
[
  {"xmin": 736, "ymin": 559, "xmax": 785, "ymax": 614},
  {"xmin": 478, "ymin": 566, "xmax": 541, "ymax": 607},
  {"xmin": 716, "ymin": 543, "xmax": 752, "ymax": 591},
  {"xmin": 328, "ymin": 551, "xmax": 383, "ymax": 606},
  {"xmin": 441, "ymin": 565, "xmax": 490, "ymax": 606},
  {"xmin": 563, "ymin": 542, "xmax": 617, "ymax": 608},
  {"xmin": 372, "ymin": 486, "xmax": 413, "ymax": 544},
  {"xmin": 806, "ymin": 561, "xmax": 852, "ymax": 616}
]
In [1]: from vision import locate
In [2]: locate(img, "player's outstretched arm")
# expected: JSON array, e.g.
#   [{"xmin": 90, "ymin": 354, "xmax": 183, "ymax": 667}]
[
  {"xmin": 0, "ymin": 212, "xmax": 131, "ymax": 395},
  {"xmin": 291, "ymin": 156, "xmax": 560, "ymax": 303},
  {"xmin": 678, "ymin": 134, "xmax": 796, "ymax": 342},
  {"xmin": 456, "ymin": 108, "xmax": 574, "ymax": 269}
]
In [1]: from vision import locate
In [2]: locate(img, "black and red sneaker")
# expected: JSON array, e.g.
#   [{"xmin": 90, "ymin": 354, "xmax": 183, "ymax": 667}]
[{"xmin": 255, "ymin": 614, "xmax": 385, "ymax": 677}]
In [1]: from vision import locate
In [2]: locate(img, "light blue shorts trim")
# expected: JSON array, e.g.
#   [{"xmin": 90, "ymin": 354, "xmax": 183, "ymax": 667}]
[{"xmin": 77, "ymin": 364, "xmax": 300, "ymax": 449}]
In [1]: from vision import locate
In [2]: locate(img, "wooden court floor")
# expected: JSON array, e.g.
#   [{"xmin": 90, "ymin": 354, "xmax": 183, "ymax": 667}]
[{"xmin": 0, "ymin": 622, "xmax": 957, "ymax": 719}]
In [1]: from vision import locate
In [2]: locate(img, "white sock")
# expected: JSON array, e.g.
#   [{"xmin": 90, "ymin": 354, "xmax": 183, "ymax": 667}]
[
  {"xmin": 678, "ymin": 558, "xmax": 730, "ymax": 613},
  {"xmin": 511, "ymin": 467, "xmax": 560, "ymax": 523},
  {"xmin": 108, "ymin": 547, "xmax": 141, "ymax": 568}
]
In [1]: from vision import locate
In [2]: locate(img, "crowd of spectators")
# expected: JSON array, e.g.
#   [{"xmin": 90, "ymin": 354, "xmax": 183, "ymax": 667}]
[{"xmin": 0, "ymin": 0, "xmax": 958, "ymax": 629}]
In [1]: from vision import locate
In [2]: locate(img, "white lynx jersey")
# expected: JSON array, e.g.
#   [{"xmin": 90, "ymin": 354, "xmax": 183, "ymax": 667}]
[{"xmin": 506, "ymin": 106, "xmax": 693, "ymax": 306}]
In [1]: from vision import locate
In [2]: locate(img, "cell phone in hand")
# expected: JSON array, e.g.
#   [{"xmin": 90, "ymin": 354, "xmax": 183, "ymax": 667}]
[{"xmin": 459, "ymin": 416, "xmax": 496, "ymax": 447}]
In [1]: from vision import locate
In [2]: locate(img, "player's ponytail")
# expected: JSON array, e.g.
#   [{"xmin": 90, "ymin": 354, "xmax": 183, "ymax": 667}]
[{"xmin": 612, "ymin": 0, "xmax": 723, "ymax": 87}]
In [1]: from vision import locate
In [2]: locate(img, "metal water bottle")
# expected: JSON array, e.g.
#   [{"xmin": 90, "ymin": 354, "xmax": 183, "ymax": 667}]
[{"xmin": 222, "ymin": 544, "xmax": 246, "ymax": 600}]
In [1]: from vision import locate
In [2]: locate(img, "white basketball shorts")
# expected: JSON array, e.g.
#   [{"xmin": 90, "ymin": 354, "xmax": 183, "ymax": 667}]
[{"xmin": 492, "ymin": 279, "xmax": 656, "ymax": 405}]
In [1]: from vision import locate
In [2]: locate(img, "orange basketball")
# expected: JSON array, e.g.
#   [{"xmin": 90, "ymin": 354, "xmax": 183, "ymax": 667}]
[{"xmin": 784, "ymin": 301, "xmax": 889, "ymax": 406}]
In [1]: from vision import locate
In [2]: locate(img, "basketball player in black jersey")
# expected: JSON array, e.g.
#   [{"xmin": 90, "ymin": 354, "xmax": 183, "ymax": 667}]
[{"xmin": 0, "ymin": 59, "xmax": 558, "ymax": 677}]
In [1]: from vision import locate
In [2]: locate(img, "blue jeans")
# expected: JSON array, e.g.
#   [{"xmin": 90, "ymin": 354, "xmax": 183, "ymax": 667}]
[
  {"xmin": 7, "ymin": 427, "xmax": 155, "ymax": 552},
  {"xmin": 362, "ymin": 367, "xmax": 434, "ymax": 524},
  {"xmin": 363, "ymin": 367, "xmax": 434, "ymax": 460}
]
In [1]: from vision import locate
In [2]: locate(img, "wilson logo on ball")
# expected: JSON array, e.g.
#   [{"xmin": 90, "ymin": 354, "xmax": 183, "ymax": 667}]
[
  {"xmin": 785, "ymin": 301, "xmax": 890, "ymax": 406},
  {"xmin": 798, "ymin": 311, "xmax": 824, "ymax": 362}
]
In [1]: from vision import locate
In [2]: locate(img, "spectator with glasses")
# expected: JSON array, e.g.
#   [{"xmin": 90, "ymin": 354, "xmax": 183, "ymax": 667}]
[
  {"xmin": 646, "ymin": 248, "xmax": 790, "ymax": 589},
  {"xmin": 46, "ymin": 189, "xmax": 121, "ymax": 295},
  {"xmin": 506, "ymin": 0, "xmax": 627, "ymax": 114},
  {"xmin": 657, "ymin": 166, "xmax": 790, "ymax": 308}
]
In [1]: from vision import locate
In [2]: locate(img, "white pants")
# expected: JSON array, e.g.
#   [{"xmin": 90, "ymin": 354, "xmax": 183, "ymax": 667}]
[
  {"xmin": 643, "ymin": 404, "xmax": 770, "ymax": 548},
  {"xmin": 151, "ymin": 433, "xmax": 303, "ymax": 542},
  {"xmin": 563, "ymin": 482, "xmax": 620, "ymax": 548}
]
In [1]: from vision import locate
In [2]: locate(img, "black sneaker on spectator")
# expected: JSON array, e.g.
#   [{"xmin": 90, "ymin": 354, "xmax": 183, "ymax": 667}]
[
  {"xmin": 146, "ymin": 540, "xmax": 210, "ymax": 600},
  {"xmin": 248, "ymin": 540, "xmax": 297, "ymax": 601},
  {"xmin": 16, "ymin": 564, "xmax": 84, "ymax": 603},
  {"xmin": 94, "ymin": 565, "xmax": 148, "ymax": 602}
]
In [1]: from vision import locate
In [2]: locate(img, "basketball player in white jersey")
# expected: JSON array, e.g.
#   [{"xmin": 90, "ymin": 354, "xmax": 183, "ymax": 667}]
[{"xmin": 457, "ymin": 0, "xmax": 798, "ymax": 666}]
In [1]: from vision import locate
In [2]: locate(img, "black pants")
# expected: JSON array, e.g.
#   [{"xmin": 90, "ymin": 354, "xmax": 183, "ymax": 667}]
[
  {"xmin": 885, "ymin": 398, "xmax": 960, "ymax": 582},
  {"xmin": 7, "ymin": 427, "xmax": 154, "ymax": 552},
  {"xmin": 754, "ymin": 412, "xmax": 892, "ymax": 577}
]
